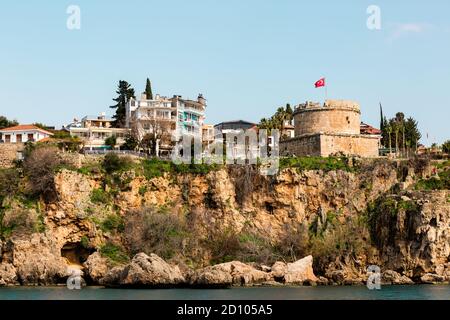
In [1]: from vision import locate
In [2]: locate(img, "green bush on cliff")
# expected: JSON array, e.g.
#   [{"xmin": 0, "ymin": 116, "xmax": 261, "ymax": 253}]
[
  {"xmin": 279, "ymin": 156, "xmax": 354, "ymax": 172},
  {"xmin": 22, "ymin": 146, "xmax": 65, "ymax": 202},
  {"xmin": 100, "ymin": 214, "xmax": 124, "ymax": 233},
  {"xmin": 309, "ymin": 216, "xmax": 370, "ymax": 274},
  {"xmin": 0, "ymin": 168, "xmax": 21, "ymax": 203},
  {"xmin": 142, "ymin": 158, "xmax": 173, "ymax": 179},
  {"xmin": 99, "ymin": 242, "xmax": 129, "ymax": 264},
  {"xmin": 141, "ymin": 158, "xmax": 222, "ymax": 180},
  {"xmin": 415, "ymin": 169, "xmax": 450, "ymax": 191},
  {"xmin": 102, "ymin": 153, "xmax": 134, "ymax": 174},
  {"xmin": 90, "ymin": 188, "xmax": 111, "ymax": 204},
  {"xmin": 124, "ymin": 207, "xmax": 191, "ymax": 260}
]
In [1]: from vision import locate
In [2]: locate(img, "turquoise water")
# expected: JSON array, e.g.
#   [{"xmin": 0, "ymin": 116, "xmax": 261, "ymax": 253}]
[{"xmin": 0, "ymin": 285, "xmax": 449, "ymax": 300}]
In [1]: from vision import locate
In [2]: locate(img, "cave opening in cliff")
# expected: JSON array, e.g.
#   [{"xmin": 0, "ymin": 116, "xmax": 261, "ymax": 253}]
[{"xmin": 61, "ymin": 242, "xmax": 93, "ymax": 266}]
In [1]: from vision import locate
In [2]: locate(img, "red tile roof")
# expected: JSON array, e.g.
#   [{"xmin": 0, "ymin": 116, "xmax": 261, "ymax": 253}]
[
  {"xmin": 360, "ymin": 122, "xmax": 381, "ymax": 135},
  {"xmin": 0, "ymin": 125, "xmax": 53, "ymax": 135}
]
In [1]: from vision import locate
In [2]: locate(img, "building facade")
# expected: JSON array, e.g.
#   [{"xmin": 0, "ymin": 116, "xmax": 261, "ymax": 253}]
[
  {"xmin": 280, "ymin": 100, "xmax": 381, "ymax": 157},
  {"xmin": 125, "ymin": 93, "xmax": 207, "ymax": 155},
  {"xmin": 67, "ymin": 113, "xmax": 129, "ymax": 150},
  {"xmin": 0, "ymin": 125, "xmax": 53, "ymax": 144}
]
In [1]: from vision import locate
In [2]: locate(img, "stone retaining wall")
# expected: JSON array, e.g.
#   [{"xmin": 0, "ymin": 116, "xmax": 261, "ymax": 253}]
[{"xmin": 0, "ymin": 143, "xmax": 24, "ymax": 168}]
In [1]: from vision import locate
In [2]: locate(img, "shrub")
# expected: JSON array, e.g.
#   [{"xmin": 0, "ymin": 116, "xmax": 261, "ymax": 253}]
[
  {"xmin": 102, "ymin": 153, "xmax": 133, "ymax": 174},
  {"xmin": 124, "ymin": 207, "xmax": 190, "ymax": 260},
  {"xmin": 80, "ymin": 236, "xmax": 90, "ymax": 249},
  {"xmin": 100, "ymin": 214, "xmax": 124, "ymax": 233},
  {"xmin": 99, "ymin": 242, "xmax": 129, "ymax": 264},
  {"xmin": 0, "ymin": 168, "xmax": 21, "ymax": 202},
  {"xmin": 77, "ymin": 162, "xmax": 102, "ymax": 175},
  {"xmin": 204, "ymin": 227, "xmax": 241, "ymax": 264},
  {"xmin": 274, "ymin": 223, "xmax": 309, "ymax": 262},
  {"xmin": 22, "ymin": 146, "xmax": 63, "ymax": 202},
  {"xmin": 0, "ymin": 208, "xmax": 45, "ymax": 238},
  {"xmin": 90, "ymin": 188, "xmax": 111, "ymax": 204},
  {"xmin": 415, "ymin": 169, "xmax": 450, "ymax": 190},
  {"xmin": 309, "ymin": 216, "xmax": 370, "ymax": 274}
]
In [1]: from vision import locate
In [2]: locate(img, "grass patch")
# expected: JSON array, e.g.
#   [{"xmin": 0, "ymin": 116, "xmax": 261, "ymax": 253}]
[
  {"xmin": 141, "ymin": 158, "xmax": 221, "ymax": 180},
  {"xmin": 279, "ymin": 156, "xmax": 354, "ymax": 172},
  {"xmin": 78, "ymin": 162, "xmax": 102, "ymax": 175}
]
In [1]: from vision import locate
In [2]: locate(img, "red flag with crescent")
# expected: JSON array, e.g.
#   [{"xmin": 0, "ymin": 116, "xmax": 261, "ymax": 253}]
[{"xmin": 315, "ymin": 78, "xmax": 325, "ymax": 88}]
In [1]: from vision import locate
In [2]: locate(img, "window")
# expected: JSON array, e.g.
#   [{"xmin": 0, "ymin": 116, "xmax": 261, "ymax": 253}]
[
  {"xmin": 28, "ymin": 133, "xmax": 34, "ymax": 141},
  {"xmin": 17, "ymin": 134, "xmax": 22, "ymax": 143},
  {"xmin": 5, "ymin": 135, "xmax": 11, "ymax": 143}
]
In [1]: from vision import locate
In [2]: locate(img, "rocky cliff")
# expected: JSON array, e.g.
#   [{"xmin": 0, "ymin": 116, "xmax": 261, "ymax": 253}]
[{"xmin": 0, "ymin": 153, "xmax": 448, "ymax": 286}]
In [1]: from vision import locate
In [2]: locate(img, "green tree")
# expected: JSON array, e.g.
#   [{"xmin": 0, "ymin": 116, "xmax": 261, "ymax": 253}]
[
  {"xmin": 122, "ymin": 134, "xmax": 139, "ymax": 151},
  {"xmin": 32, "ymin": 123, "xmax": 48, "ymax": 130},
  {"xmin": 442, "ymin": 140, "xmax": 450, "ymax": 154},
  {"xmin": 105, "ymin": 135, "xmax": 117, "ymax": 149},
  {"xmin": 144, "ymin": 78, "xmax": 153, "ymax": 100},
  {"xmin": 285, "ymin": 103, "xmax": 293, "ymax": 120},
  {"xmin": 110, "ymin": 81, "xmax": 135, "ymax": 128},
  {"xmin": 404, "ymin": 117, "xmax": 421, "ymax": 152},
  {"xmin": 0, "ymin": 116, "xmax": 18, "ymax": 129}
]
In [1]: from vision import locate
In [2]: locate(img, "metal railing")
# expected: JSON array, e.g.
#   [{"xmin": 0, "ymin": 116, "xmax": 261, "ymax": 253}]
[{"xmin": 83, "ymin": 150, "xmax": 150, "ymax": 158}]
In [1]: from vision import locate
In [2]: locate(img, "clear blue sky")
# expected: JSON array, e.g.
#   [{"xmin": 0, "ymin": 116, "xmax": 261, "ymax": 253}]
[{"xmin": 0, "ymin": 0, "xmax": 449, "ymax": 144}]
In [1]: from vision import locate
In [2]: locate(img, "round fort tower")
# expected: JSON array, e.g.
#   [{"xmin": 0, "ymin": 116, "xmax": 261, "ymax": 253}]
[{"xmin": 293, "ymin": 100, "xmax": 361, "ymax": 136}]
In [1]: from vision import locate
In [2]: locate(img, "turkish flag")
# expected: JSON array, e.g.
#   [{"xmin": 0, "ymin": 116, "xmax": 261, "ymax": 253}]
[{"xmin": 315, "ymin": 78, "xmax": 325, "ymax": 88}]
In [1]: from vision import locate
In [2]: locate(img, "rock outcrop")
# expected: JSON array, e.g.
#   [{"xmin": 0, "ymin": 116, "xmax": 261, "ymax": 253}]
[
  {"xmin": 83, "ymin": 252, "xmax": 109, "ymax": 283},
  {"xmin": 382, "ymin": 270, "xmax": 414, "ymax": 285},
  {"xmin": 3, "ymin": 234, "xmax": 67, "ymax": 285},
  {"xmin": 189, "ymin": 261, "xmax": 272, "ymax": 287},
  {"xmin": 0, "ymin": 263, "xmax": 18, "ymax": 286},
  {"xmin": 100, "ymin": 253, "xmax": 185, "ymax": 287},
  {"xmin": 271, "ymin": 256, "xmax": 318, "ymax": 285}
]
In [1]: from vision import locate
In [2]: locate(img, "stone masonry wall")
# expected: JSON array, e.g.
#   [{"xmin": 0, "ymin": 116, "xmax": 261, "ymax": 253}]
[
  {"xmin": 0, "ymin": 143, "xmax": 24, "ymax": 168},
  {"xmin": 294, "ymin": 107, "xmax": 361, "ymax": 136},
  {"xmin": 320, "ymin": 134, "xmax": 380, "ymax": 157},
  {"xmin": 280, "ymin": 134, "xmax": 321, "ymax": 156},
  {"xmin": 280, "ymin": 133, "xmax": 380, "ymax": 158}
]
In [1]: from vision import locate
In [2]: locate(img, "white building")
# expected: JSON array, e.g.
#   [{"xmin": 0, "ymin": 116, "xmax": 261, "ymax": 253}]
[
  {"xmin": 66, "ymin": 113, "xmax": 130, "ymax": 150},
  {"xmin": 0, "ymin": 125, "xmax": 53, "ymax": 144},
  {"xmin": 125, "ymin": 93, "xmax": 207, "ymax": 155}
]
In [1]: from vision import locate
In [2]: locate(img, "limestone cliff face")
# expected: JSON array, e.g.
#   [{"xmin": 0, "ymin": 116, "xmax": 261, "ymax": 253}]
[{"xmin": 0, "ymin": 157, "xmax": 448, "ymax": 286}]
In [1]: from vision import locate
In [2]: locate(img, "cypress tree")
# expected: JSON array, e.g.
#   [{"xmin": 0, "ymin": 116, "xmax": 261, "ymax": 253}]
[{"xmin": 145, "ymin": 78, "xmax": 153, "ymax": 100}]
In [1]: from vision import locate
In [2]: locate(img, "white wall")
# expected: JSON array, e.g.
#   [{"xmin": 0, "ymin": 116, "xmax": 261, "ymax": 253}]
[{"xmin": 0, "ymin": 130, "xmax": 51, "ymax": 143}]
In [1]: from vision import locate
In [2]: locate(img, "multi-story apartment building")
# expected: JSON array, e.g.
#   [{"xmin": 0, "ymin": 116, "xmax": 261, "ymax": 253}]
[
  {"xmin": 125, "ymin": 93, "xmax": 207, "ymax": 155},
  {"xmin": 66, "ymin": 113, "xmax": 130, "ymax": 150}
]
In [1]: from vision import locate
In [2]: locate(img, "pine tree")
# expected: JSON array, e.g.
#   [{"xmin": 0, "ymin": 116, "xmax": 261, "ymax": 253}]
[
  {"xmin": 145, "ymin": 78, "xmax": 153, "ymax": 100},
  {"xmin": 404, "ymin": 117, "xmax": 421, "ymax": 152},
  {"xmin": 110, "ymin": 81, "xmax": 135, "ymax": 128}
]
